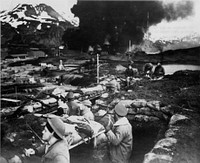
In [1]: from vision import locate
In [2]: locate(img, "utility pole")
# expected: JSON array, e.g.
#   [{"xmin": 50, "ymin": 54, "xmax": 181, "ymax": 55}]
[
  {"xmin": 147, "ymin": 12, "xmax": 149, "ymax": 29},
  {"xmin": 97, "ymin": 53, "xmax": 99, "ymax": 84},
  {"xmin": 146, "ymin": 12, "xmax": 150, "ymax": 40},
  {"xmin": 129, "ymin": 40, "xmax": 132, "ymax": 52}
]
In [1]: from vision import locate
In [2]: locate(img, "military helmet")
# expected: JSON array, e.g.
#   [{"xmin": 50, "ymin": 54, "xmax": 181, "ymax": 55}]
[
  {"xmin": 47, "ymin": 117, "xmax": 65, "ymax": 140},
  {"xmin": 114, "ymin": 102, "xmax": 128, "ymax": 117},
  {"xmin": 66, "ymin": 91, "xmax": 74, "ymax": 99}
]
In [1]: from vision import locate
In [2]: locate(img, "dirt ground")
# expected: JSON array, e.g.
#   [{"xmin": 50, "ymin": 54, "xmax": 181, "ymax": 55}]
[{"xmin": 1, "ymin": 52, "xmax": 200, "ymax": 163}]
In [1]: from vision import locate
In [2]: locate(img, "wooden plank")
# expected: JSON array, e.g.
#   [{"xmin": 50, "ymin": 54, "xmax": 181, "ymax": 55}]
[
  {"xmin": 1, "ymin": 98, "xmax": 21, "ymax": 103},
  {"xmin": 69, "ymin": 129, "xmax": 105, "ymax": 150}
]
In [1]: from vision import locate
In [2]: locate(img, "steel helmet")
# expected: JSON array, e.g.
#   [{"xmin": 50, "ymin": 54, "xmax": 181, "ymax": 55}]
[
  {"xmin": 82, "ymin": 100, "xmax": 92, "ymax": 107},
  {"xmin": 114, "ymin": 102, "xmax": 128, "ymax": 116},
  {"xmin": 66, "ymin": 92, "xmax": 74, "ymax": 99},
  {"xmin": 47, "ymin": 117, "xmax": 65, "ymax": 140}
]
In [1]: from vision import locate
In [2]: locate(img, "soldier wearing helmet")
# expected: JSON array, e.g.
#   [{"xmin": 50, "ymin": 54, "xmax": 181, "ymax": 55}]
[
  {"xmin": 80, "ymin": 100, "xmax": 94, "ymax": 121},
  {"xmin": 66, "ymin": 92, "xmax": 81, "ymax": 116},
  {"xmin": 106, "ymin": 75, "xmax": 120, "ymax": 93},
  {"xmin": 105, "ymin": 102, "xmax": 132, "ymax": 163},
  {"xmin": 25, "ymin": 117, "xmax": 71, "ymax": 163}
]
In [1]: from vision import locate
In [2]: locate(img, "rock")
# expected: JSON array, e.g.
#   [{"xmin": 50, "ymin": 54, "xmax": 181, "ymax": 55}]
[
  {"xmin": 146, "ymin": 101, "xmax": 161, "ymax": 111},
  {"xmin": 148, "ymin": 116, "xmax": 160, "ymax": 122},
  {"xmin": 134, "ymin": 115, "xmax": 160, "ymax": 122},
  {"xmin": 120, "ymin": 100, "xmax": 134, "ymax": 108},
  {"xmin": 153, "ymin": 137, "xmax": 177, "ymax": 150},
  {"xmin": 143, "ymin": 152, "xmax": 172, "ymax": 163},
  {"xmin": 165, "ymin": 127, "xmax": 180, "ymax": 137},
  {"xmin": 137, "ymin": 107, "xmax": 151, "ymax": 115},
  {"xmin": 115, "ymin": 64, "xmax": 126, "ymax": 72},
  {"xmin": 169, "ymin": 114, "xmax": 189, "ymax": 126},
  {"xmin": 160, "ymin": 105, "xmax": 174, "ymax": 115},
  {"xmin": 8, "ymin": 155, "xmax": 22, "ymax": 163},
  {"xmin": 131, "ymin": 99, "xmax": 147, "ymax": 108},
  {"xmin": 128, "ymin": 108, "xmax": 137, "ymax": 114},
  {"xmin": 109, "ymin": 98, "xmax": 121, "ymax": 107}
]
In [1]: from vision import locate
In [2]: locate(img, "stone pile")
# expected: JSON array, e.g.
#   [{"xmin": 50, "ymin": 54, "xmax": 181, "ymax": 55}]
[
  {"xmin": 143, "ymin": 113, "xmax": 200, "ymax": 163},
  {"xmin": 119, "ymin": 99, "xmax": 173, "ymax": 122}
]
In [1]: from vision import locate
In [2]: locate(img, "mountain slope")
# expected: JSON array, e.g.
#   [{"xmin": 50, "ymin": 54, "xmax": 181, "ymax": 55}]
[
  {"xmin": 0, "ymin": 3, "xmax": 77, "ymax": 50},
  {"xmin": 0, "ymin": 3, "xmax": 73, "ymax": 28}
]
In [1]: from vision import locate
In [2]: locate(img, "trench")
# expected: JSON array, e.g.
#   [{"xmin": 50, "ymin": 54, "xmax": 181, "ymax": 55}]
[
  {"xmin": 130, "ymin": 121, "xmax": 167, "ymax": 163},
  {"xmin": 69, "ymin": 120, "xmax": 167, "ymax": 163},
  {"xmin": 1, "ymin": 113, "xmax": 168, "ymax": 163}
]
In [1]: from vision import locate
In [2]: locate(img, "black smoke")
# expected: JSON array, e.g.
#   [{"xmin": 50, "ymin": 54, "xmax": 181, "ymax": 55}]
[
  {"xmin": 163, "ymin": 1, "xmax": 194, "ymax": 21},
  {"xmin": 63, "ymin": 1, "xmax": 165, "ymax": 53},
  {"xmin": 63, "ymin": 1, "xmax": 195, "ymax": 53}
]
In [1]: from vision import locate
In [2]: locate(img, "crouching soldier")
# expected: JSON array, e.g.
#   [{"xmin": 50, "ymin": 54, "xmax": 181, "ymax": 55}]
[
  {"xmin": 80, "ymin": 100, "xmax": 94, "ymax": 121},
  {"xmin": 66, "ymin": 92, "xmax": 81, "ymax": 116},
  {"xmin": 143, "ymin": 62, "xmax": 153, "ymax": 78},
  {"xmin": 106, "ymin": 75, "xmax": 120, "ymax": 93},
  {"xmin": 105, "ymin": 102, "xmax": 132, "ymax": 163},
  {"xmin": 25, "ymin": 117, "xmax": 71, "ymax": 163},
  {"xmin": 153, "ymin": 62, "xmax": 165, "ymax": 79}
]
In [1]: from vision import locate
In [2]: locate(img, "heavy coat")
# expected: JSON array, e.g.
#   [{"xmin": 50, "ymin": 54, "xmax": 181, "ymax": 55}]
[
  {"xmin": 106, "ymin": 117, "xmax": 132, "ymax": 163},
  {"xmin": 153, "ymin": 65, "xmax": 165, "ymax": 77},
  {"xmin": 36, "ymin": 140, "xmax": 70, "ymax": 163},
  {"xmin": 80, "ymin": 104, "xmax": 94, "ymax": 121}
]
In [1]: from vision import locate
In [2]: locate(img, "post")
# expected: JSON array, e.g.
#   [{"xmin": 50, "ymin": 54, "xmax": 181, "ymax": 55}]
[
  {"xmin": 129, "ymin": 40, "xmax": 131, "ymax": 52},
  {"xmin": 97, "ymin": 53, "xmax": 99, "ymax": 84}
]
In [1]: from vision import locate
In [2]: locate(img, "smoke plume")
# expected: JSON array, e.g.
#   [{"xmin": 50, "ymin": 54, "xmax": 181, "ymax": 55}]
[{"xmin": 145, "ymin": 0, "xmax": 200, "ymax": 51}]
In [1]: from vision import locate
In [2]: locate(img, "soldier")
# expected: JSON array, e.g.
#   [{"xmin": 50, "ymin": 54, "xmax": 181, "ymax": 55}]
[
  {"xmin": 25, "ymin": 117, "xmax": 71, "ymax": 163},
  {"xmin": 80, "ymin": 100, "xmax": 94, "ymax": 121},
  {"xmin": 105, "ymin": 102, "xmax": 132, "ymax": 163},
  {"xmin": 153, "ymin": 62, "xmax": 165, "ymax": 79},
  {"xmin": 66, "ymin": 92, "xmax": 81, "ymax": 116},
  {"xmin": 125, "ymin": 64, "xmax": 138, "ymax": 87},
  {"xmin": 106, "ymin": 75, "xmax": 120, "ymax": 93},
  {"xmin": 143, "ymin": 62, "xmax": 153, "ymax": 78}
]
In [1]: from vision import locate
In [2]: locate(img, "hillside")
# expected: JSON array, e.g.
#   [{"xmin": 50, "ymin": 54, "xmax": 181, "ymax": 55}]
[{"xmin": 103, "ymin": 46, "xmax": 200, "ymax": 65}]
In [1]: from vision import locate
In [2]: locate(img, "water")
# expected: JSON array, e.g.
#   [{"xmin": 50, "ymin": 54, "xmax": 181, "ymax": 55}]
[{"xmin": 157, "ymin": 64, "xmax": 200, "ymax": 75}]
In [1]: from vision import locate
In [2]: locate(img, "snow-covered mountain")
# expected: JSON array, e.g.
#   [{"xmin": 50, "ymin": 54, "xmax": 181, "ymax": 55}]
[
  {"xmin": 0, "ymin": 3, "xmax": 76, "ymax": 28},
  {"xmin": 0, "ymin": 3, "xmax": 79, "ymax": 50}
]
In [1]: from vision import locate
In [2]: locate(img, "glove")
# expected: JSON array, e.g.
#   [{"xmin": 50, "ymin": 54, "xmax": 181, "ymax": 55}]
[{"xmin": 24, "ymin": 148, "xmax": 35, "ymax": 157}]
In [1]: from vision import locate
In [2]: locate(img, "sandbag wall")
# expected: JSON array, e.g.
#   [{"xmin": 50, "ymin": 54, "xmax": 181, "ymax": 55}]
[{"xmin": 119, "ymin": 99, "xmax": 173, "ymax": 122}]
